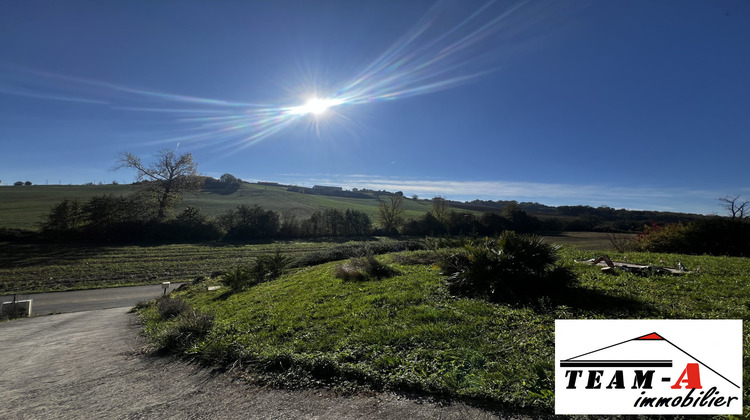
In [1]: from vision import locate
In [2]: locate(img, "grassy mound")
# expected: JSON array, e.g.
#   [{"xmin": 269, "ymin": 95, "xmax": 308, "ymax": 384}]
[{"xmin": 138, "ymin": 248, "xmax": 750, "ymax": 413}]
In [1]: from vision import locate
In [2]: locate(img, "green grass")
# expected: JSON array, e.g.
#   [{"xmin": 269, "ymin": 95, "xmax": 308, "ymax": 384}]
[
  {"xmin": 139, "ymin": 248, "xmax": 750, "ymax": 414},
  {"xmin": 0, "ymin": 183, "xmax": 435, "ymax": 230}
]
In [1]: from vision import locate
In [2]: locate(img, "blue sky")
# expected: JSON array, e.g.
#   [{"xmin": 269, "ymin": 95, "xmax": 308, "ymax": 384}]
[{"xmin": 1, "ymin": 0, "xmax": 748, "ymax": 214}]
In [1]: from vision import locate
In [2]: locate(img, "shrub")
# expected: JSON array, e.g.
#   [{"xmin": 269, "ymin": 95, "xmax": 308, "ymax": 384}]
[
  {"xmin": 634, "ymin": 222, "xmax": 689, "ymax": 253},
  {"xmin": 334, "ymin": 254, "xmax": 398, "ymax": 282},
  {"xmin": 682, "ymin": 218, "xmax": 750, "ymax": 256},
  {"xmin": 156, "ymin": 296, "xmax": 191, "ymax": 320},
  {"xmin": 222, "ymin": 249, "xmax": 291, "ymax": 292},
  {"xmin": 157, "ymin": 310, "xmax": 214, "ymax": 353},
  {"xmin": 221, "ymin": 265, "xmax": 255, "ymax": 292},
  {"xmin": 439, "ymin": 231, "xmax": 576, "ymax": 302},
  {"xmin": 635, "ymin": 218, "xmax": 750, "ymax": 256},
  {"xmin": 260, "ymin": 248, "xmax": 293, "ymax": 279}
]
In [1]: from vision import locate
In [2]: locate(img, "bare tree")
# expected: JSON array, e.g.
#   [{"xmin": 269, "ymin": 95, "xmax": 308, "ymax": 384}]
[
  {"xmin": 719, "ymin": 195, "xmax": 749, "ymax": 220},
  {"xmin": 605, "ymin": 231, "xmax": 635, "ymax": 253},
  {"xmin": 117, "ymin": 150, "xmax": 201, "ymax": 220},
  {"xmin": 377, "ymin": 194, "xmax": 404, "ymax": 234},
  {"xmin": 430, "ymin": 196, "xmax": 450, "ymax": 224}
]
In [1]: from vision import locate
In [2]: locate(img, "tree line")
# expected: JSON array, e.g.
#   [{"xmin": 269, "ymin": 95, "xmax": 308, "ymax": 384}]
[
  {"xmin": 40, "ymin": 194, "xmax": 377, "ymax": 243},
  {"xmin": 37, "ymin": 190, "xmax": 556, "ymax": 243}
]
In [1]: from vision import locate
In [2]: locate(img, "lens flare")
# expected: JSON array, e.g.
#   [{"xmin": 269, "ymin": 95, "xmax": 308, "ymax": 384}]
[
  {"xmin": 288, "ymin": 98, "xmax": 344, "ymax": 116},
  {"xmin": 0, "ymin": 1, "xmax": 568, "ymax": 151}
]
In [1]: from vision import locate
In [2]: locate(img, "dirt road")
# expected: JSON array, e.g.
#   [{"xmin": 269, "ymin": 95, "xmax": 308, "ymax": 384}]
[{"xmin": 0, "ymin": 308, "xmax": 524, "ymax": 419}]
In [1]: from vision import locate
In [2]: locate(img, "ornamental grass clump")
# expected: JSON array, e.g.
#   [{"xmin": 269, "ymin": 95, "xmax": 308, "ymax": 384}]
[
  {"xmin": 334, "ymin": 254, "xmax": 399, "ymax": 282},
  {"xmin": 440, "ymin": 231, "xmax": 576, "ymax": 302}
]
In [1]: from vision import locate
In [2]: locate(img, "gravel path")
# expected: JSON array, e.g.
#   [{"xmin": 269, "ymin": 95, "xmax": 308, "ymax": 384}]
[{"xmin": 0, "ymin": 308, "xmax": 526, "ymax": 419}]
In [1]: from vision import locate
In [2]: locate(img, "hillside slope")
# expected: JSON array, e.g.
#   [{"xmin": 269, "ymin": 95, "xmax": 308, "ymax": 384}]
[{"xmin": 0, "ymin": 183, "xmax": 434, "ymax": 230}]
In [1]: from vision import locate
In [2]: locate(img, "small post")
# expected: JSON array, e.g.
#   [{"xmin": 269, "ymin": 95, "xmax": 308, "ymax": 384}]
[{"xmin": 162, "ymin": 282, "xmax": 170, "ymax": 296}]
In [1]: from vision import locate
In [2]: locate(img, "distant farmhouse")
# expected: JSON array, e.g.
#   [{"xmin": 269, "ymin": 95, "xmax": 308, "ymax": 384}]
[{"xmin": 312, "ymin": 185, "xmax": 343, "ymax": 193}]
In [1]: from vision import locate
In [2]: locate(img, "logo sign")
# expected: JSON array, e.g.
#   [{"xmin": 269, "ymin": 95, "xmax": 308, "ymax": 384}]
[{"xmin": 555, "ymin": 320, "xmax": 742, "ymax": 415}]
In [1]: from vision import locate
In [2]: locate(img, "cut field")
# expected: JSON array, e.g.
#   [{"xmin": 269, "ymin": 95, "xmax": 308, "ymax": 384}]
[
  {"xmin": 0, "ymin": 241, "xmax": 339, "ymax": 294},
  {"xmin": 0, "ymin": 234, "xmax": 620, "ymax": 295}
]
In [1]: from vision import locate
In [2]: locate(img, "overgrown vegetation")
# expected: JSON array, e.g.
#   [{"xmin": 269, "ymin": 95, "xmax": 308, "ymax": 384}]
[
  {"xmin": 292, "ymin": 240, "xmax": 424, "ymax": 268},
  {"xmin": 635, "ymin": 218, "xmax": 750, "ymax": 257},
  {"xmin": 138, "ymin": 247, "xmax": 750, "ymax": 414},
  {"xmin": 439, "ymin": 232, "xmax": 576, "ymax": 302},
  {"xmin": 155, "ymin": 295, "xmax": 191, "ymax": 320}
]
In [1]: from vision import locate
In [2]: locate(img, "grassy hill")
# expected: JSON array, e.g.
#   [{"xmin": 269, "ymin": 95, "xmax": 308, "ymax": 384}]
[
  {"xmin": 139, "ymin": 248, "xmax": 750, "ymax": 413},
  {"xmin": 0, "ymin": 183, "xmax": 435, "ymax": 230}
]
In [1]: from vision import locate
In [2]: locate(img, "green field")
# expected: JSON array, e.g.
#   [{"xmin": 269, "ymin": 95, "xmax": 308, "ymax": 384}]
[
  {"xmin": 139, "ymin": 247, "xmax": 750, "ymax": 414},
  {"xmin": 0, "ymin": 183, "xmax": 434, "ymax": 230}
]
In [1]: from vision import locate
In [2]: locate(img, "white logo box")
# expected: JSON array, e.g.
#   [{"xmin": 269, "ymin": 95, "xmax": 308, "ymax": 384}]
[{"xmin": 555, "ymin": 319, "xmax": 743, "ymax": 415}]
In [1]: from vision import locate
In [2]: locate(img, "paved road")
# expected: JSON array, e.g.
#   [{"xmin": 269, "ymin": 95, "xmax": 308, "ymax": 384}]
[
  {"xmin": 0, "ymin": 308, "xmax": 521, "ymax": 419},
  {"xmin": 1, "ymin": 283, "xmax": 184, "ymax": 315}
]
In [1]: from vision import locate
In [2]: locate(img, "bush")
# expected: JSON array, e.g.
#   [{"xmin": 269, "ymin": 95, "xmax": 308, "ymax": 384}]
[
  {"xmin": 334, "ymin": 254, "xmax": 398, "ymax": 282},
  {"xmin": 222, "ymin": 249, "xmax": 291, "ymax": 292},
  {"xmin": 261, "ymin": 248, "xmax": 293, "ymax": 279},
  {"xmin": 634, "ymin": 222, "xmax": 689, "ymax": 253},
  {"xmin": 156, "ymin": 296, "xmax": 191, "ymax": 320},
  {"xmin": 221, "ymin": 265, "xmax": 256, "ymax": 292},
  {"xmin": 157, "ymin": 310, "xmax": 214, "ymax": 353},
  {"xmin": 635, "ymin": 218, "xmax": 750, "ymax": 256},
  {"xmin": 439, "ymin": 231, "xmax": 576, "ymax": 302}
]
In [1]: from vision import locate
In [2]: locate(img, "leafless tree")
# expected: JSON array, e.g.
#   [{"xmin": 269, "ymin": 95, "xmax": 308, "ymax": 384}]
[
  {"xmin": 430, "ymin": 196, "xmax": 450, "ymax": 224},
  {"xmin": 605, "ymin": 231, "xmax": 635, "ymax": 253},
  {"xmin": 117, "ymin": 150, "xmax": 201, "ymax": 220},
  {"xmin": 377, "ymin": 194, "xmax": 404, "ymax": 233},
  {"xmin": 719, "ymin": 195, "xmax": 749, "ymax": 220}
]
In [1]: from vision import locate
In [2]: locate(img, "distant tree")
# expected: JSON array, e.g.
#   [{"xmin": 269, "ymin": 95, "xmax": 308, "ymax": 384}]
[
  {"xmin": 377, "ymin": 194, "xmax": 404, "ymax": 234},
  {"xmin": 14, "ymin": 181, "xmax": 23, "ymax": 186},
  {"xmin": 411, "ymin": 194, "xmax": 419, "ymax": 201},
  {"xmin": 719, "ymin": 195, "xmax": 749, "ymax": 220},
  {"xmin": 344, "ymin": 209, "xmax": 372, "ymax": 236},
  {"xmin": 220, "ymin": 205, "xmax": 280, "ymax": 239},
  {"xmin": 116, "ymin": 150, "xmax": 201, "ymax": 220},
  {"xmin": 42, "ymin": 199, "xmax": 84, "ymax": 231},
  {"xmin": 219, "ymin": 173, "xmax": 241, "ymax": 185},
  {"xmin": 279, "ymin": 210, "xmax": 301, "ymax": 238},
  {"xmin": 430, "ymin": 196, "xmax": 450, "ymax": 224},
  {"xmin": 24, "ymin": 181, "xmax": 32, "ymax": 186}
]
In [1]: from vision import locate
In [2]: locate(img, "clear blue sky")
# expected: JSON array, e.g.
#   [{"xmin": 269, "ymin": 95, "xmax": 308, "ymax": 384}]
[{"xmin": 1, "ymin": 0, "xmax": 748, "ymax": 214}]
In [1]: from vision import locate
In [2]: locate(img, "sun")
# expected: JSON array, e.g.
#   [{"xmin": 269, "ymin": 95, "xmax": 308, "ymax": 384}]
[{"xmin": 289, "ymin": 97, "xmax": 343, "ymax": 116}]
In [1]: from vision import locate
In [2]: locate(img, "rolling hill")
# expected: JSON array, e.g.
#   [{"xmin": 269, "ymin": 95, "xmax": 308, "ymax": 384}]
[{"xmin": 0, "ymin": 183, "xmax": 436, "ymax": 230}]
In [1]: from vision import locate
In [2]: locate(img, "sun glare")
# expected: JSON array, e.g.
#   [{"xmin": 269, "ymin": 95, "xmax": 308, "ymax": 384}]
[{"xmin": 289, "ymin": 97, "xmax": 343, "ymax": 116}]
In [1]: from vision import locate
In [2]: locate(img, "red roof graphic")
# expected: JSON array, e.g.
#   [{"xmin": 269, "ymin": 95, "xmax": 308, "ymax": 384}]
[{"xmin": 636, "ymin": 332, "xmax": 664, "ymax": 340}]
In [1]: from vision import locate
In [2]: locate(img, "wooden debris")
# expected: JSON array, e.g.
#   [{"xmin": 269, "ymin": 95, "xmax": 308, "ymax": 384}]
[{"xmin": 575, "ymin": 255, "xmax": 693, "ymax": 275}]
